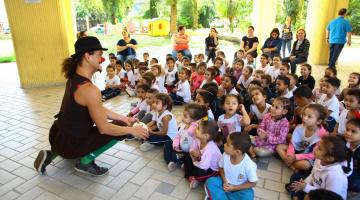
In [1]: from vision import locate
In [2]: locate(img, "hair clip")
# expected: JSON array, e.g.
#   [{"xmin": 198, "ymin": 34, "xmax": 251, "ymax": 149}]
[{"xmin": 355, "ymin": 111, "xmax": 360, "ymax": 120}]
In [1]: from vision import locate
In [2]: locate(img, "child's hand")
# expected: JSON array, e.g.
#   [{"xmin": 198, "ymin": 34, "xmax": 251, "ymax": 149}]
[
  {"xmin": 258, "ymin": 129, "xmax": 267, "ymax": 139},
  {"xmin": 174, "ymin": 145, "xmax": 181, "ymax": 152},
  {"xmin": 190, "ymin": 150, "xmax": 201, "ymax": 160},
  {"xmin": 223, "ymin": 183, "xmax": 236, "ymax": 192},
  {"xmin": 290, "ymin": 179, "xmax": 306, "ymax": 192},
  {"xmin": 238, "ymin": 104, "xmax": 246, "ymax": 113},
  {"xmin": 243, "ymin": 125, "xmax": 253, "ymax": 133}
]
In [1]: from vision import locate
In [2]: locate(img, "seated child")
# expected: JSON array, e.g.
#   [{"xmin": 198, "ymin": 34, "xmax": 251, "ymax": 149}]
[
  {"xmin": 139, "ymin": 88, "xmax": 159, "ymax": 124},
  {"xmin": 141, "ymin": 93, "xmax": 178, "ymax": 151},
  {"xmin": 200, "ymin": 67, "xmax": 218, "ymax": 89},
  {"xmin": 268, "ymin": 55, "xmax": 282, "ymax": 80},
  {"xmin": 101, "ymin": 65, "xmax": 121, "ymax": 101},
  {"xmin": 164, "ymin": 57, "xmax": 178, "ymax": 93},
  {"xmin": 140, "ymin": 71, "xmax": 158, "ymax": 91},
  {"xmin": 287, "ymin": 73, "xmax": 298, "ymax": 97},
  {"xmin": 151, "ymin": 64, "xmax": 167, "ymax": 93},
  {"xmin": 150, "ymin": 57, "xmax": 158, "ymax": 65},
  {"xmin": 217, "ymin": 51, "xmax": 230, "ymax": 71},
  {"xmin": 243, "ymin": 86, "xmax": 271, "ymax": 135},
  {"xmin": 275, "ymin": 75, "xmax": 293, "ymax": 99},
  {"xmin": 279, "ymin": 63, "xmax": 290, "ymax": 77},
  {"xmin": 288, "ymin": 135, "xmax": 350, "ymax": 200},
  {"xmin": 217, "ymin": 94, "xmax": 251, "ymax": 144},
  {"xmin": 261, "ymin": 74, "xmax": 274, "ymax": 101},
  {"xmin": 297, "ymin": 64, "xmax": 315, "ymax": 90},
  {"xmin": 143, "ymin": 52, "xmax": 149, "ymax": 66},
  {"xmin": 214, "ymin": 57, "xmax": 226, "ymax": 77},
  {"xmin": 164, "ymin": 104, "xmax": 207, "ymax": 171},
  {"xmin": 197, "ymin": 53, "xmax": 205, "ymax": 63},
  {"xmin": 277, "ymin": 104, "xmax": 328, "ymax": 171},
  {"xmin": 245, "ymin": 53, "xmax": 256, "ymax": 69},
  {"xmin": 334, "ymin": 88, "xmax": 360, "ymax": 136},
  {"xmin": 199, "ymin": 83, "xmax": 224, "ymax": 121},
  {"xmin": 291, "ymin": 86, "xmax": 314, "ymax": 131},
  {"xmin": 339, "ymin": 72, "xmax": 360, "ymax": 101},
  {"xmin": 184, "ymin": 120, "xmax": 222, "ymax": 189},
  {"xmin": 257, "ymin": 54, "xmax": 270, "ymax": 73},
  {"xmin": 170, "ymin": 67, "xmax": 191, "ymax": 105},
  {"xmin": 205, "ymin": 133, "xmax": 257, "ymax": 200},
  {"xmin": 252, "ymin": 97, "xmax": 291, "ymax": 157},
  {"xmin": 252, "ymin": 70, "xmax": 264, "ymax": 82},
  {"xmin": 317, "ymin": 77, "xmax": 341, "ymax": 133},
  {"xmin": 233, "ymin": 49, "xmax": 245, "ymax": 61},
  {"xmin": 304, "ymin": 189, "xmax": 342, "ymax": 200},
  {"xmin": 229, "ymin": 58, "xmax": 244, "ymax": 82},
  {"xmin": 219, "ymin": 74, "xmax": 239, "ymax": 97},
  {"xmin": 127, "ymin": 84, "xmax": 150, "ymax": 119},
  {"xmin": 312, "ymin": 76, "xmax": 328, "ymax": 103},
  {"xmin": 195, "ymin": 89, "xmax": 217, "ymax": 120},
  {"xmin": 123, "ymin": 60, "xmax": 136, "ymax": 96},
  {"xmin": 344, "ymin": 118, "xmax": 360, "ymax": 193},
  {"xmin": 236, "ymin": 66, "xmax": 254, "ymax": 92},
  {"xmin": 191, "ymin": 62, "xmax": 206, "ymax": 94}
]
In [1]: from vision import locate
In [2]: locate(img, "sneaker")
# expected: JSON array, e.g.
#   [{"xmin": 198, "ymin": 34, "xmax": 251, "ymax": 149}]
[
  {"xmin": 204, "ymin": 185, "xmax": 210, "ymax": 200},
  {"xmin": 34, "ymin": 150, "xmax": 53, "ymax": 175},
  {"xmin": 125, "ymin": 88, "xmax": 135, "ymax": 97},
  {"xmin": 74, "ymin": 161, "xmax": 108, "ymax": 176},
  {"xmin": 167, "ymin": 161, "xmax": 177, "ymax": 172},
  {"xmin": 139, "ymin": 142, "xmax": 155, "ymax": 151}
]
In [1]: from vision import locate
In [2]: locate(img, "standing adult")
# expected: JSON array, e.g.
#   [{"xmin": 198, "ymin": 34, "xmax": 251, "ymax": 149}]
[
  {"xmin": 326, "ymin": 8, "xmax": 352, "ymax": 68},
  {"xmin": 205, "ymin": 28, "xmax": 219, "ymax": 64},
  {"xmin": 282, "ymin": 29, "xmax": 310, "ymax": 74},
  {"xmin": 240, "ymin": 26, "xmax": 259, "ymax": 58},
  {"xmin": 261, "ymin": 28, "xmax": 282, "ymax": 60},
  {"xmin": 281, "ymin": 16, "xmax": 293, "ymax": 58},
  {"xmin": 116, "ymin": 29, "xmax": 138, "ymax": 62},
  {"xmin": 34, "ymin": 36, "xmax": 148, "ymax": 176},
  {"xmin": 172, "ymin": 25, "xmax": 192, "ymax": 61}
]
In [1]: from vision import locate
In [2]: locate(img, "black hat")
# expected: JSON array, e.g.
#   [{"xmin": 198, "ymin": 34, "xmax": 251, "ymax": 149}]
[{"xmin": 71, "ymin": 36, "xmax": 108, "ymax": 58}]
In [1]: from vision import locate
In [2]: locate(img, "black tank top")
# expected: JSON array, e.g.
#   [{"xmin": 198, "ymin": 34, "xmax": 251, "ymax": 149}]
[{"xmin": 56, "ymin": 73, "xmax": 93, "ymax": 139}]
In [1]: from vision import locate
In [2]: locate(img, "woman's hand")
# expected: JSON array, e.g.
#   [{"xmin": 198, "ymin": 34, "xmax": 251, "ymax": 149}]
[
  {"xmin": 130, "ymin": 126, "xmax": 149, "ymax": 140},
  {"xmin": 289, "ymin": 56, "xmax": 296, "ymax": 61}
]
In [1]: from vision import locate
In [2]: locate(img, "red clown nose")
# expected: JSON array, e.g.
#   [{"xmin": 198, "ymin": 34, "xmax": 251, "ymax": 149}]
[{"xmin": 99, "ymin": 57, "xmax": 105, "ymax": 64}]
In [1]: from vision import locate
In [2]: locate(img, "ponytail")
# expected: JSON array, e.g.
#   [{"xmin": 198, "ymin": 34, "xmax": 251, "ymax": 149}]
[
  {"xmin": 184, "ymin": 103, "xmax": 208, "ymax": 121},
  {"xmin": 61, "ymin": 57, "xmax": 79, "ymax": 79}
]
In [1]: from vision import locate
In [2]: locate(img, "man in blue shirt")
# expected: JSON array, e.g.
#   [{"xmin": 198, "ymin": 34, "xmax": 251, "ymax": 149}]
[{"xmin": 326, "ymin": 8, "xmax": 352, "ymax": 68}]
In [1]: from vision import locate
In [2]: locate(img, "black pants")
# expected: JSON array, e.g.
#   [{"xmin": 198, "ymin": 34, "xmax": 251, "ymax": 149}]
[
  {"xmin": 170, "ymin": 93, "xmax": 185, "ymax": 105},
  {"xmin": 183, "ymin": 153, "xmax": 218, "ymax": 181},
  {"xmin": 101, "ymin": 88, "xmax": 121, "ymax": 100},
  {"xmin": 163, "ymin": 140, "xmax": 184, "ymax": 165},
  {"xmin": 328, "ymin": 43, "xmax": 344, "ymax": 68}
]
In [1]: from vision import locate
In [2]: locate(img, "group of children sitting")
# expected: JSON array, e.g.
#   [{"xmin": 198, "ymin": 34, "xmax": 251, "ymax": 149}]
[{"xmin": 100, "ymin": 50, "xmax": 360, "ymax": 200}]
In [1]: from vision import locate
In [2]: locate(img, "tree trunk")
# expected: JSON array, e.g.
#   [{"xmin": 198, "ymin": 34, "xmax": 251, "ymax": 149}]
[
  {"xmin": 192, "ymin": 0, "xmax": 198, "ymax": 29},
  {"xmin": 170, "ymin": 0, "xmax": 177, "ymax": 35},
  {"xmin": 150, "ymin": 0, "xmax": 158, "ymax": 18}
]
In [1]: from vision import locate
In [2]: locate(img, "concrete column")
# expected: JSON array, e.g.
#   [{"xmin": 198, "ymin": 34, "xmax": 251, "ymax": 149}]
[
  {"xmin": 252, "ymin": 0, "xmax": 277, "ymax": 53},
  {"xmin": 305, "ymin": 0, "xmax": 349, "ymax": 65},
  {"xmin": 4, "ymin": 0, "xmax": 76, "ymax": 88}
]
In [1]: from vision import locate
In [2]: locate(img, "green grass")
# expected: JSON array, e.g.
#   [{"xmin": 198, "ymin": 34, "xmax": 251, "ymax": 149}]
[
  {"xmin": 0, "ymin": 34, "xmax": 12, "ymax": 40},
  {"xmin": 94, "ymin": 34, "xmax": 172, "ymax": 54},
  {"xmin": 0, "ymin": 55, "xmax": 16, "ymax": 63}
]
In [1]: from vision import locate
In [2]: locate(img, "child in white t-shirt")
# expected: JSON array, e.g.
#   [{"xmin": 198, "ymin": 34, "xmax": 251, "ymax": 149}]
[
  {"xmin": 170, "ymin": 68, "xmax": 191, "ymax": 105},
  {"xmin": 101, "ymin": 65, "xmax": 121, "ymax": 101},
  {"xmin": 205, "ymin": 133, "xmax": 257, "ymax": 200},
  {"xmin": 316, "ymin": 77, "xmax": 341, "ymax": 133}
]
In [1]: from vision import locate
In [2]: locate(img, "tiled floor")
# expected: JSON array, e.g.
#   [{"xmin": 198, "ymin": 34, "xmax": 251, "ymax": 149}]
[
  {"xmin": 0, "ymin": 83, "xmax": 294, "ymax": 200},
  {"xmin": 0, "ymin": 45, "xmax": 359, "ymax": 200}
]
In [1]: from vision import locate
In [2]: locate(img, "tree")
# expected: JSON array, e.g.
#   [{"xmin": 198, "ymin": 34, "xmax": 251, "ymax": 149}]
[
  {"xmin": 170, "ymin": 0, "xmax": 177, "ymax": 35},
  {"xmin": 198, "ymin": 3, "xmax": 216, "ymax": 28},
  {"xmin": 178, "ymin": 0, "xmax": 194, "ymax": 28},
  {"xmin": 143, "ymin": 0, "xmax": 159, "ymax": 19},
  {"xmin": 101, "ymin": 0, "xmax": 134, "ymax": 24},
  {"xmin": 283, "ymin": 0, "xmax": 305, "ymax": 29},
  {"xmin": 192, "ymin": 0, "xmax": 198, "ymax": 29},
  {"xmin": 349, "ymin": 0, "xmax": 360, "ymax": 34}
]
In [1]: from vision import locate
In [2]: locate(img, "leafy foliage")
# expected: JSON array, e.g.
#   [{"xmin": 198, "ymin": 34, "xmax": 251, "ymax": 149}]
[
  {"xmin": 198, "ymin": 2, "xmax": 216, "ymax": 28},
  {"xmin": 178, "ymin": 0, "xmax": 194, "ymax": 28},
  {"xmin": 349, "ymin": 0, "xmax": 360, "ymax": 34}
]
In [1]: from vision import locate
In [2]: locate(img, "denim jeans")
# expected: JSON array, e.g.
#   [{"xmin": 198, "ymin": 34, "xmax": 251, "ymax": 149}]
[
  {"xmin": 170, "ymin": 93, "xmax": 185, "ymax": 105},
  {"xmin": 282, "ymin": 56, "xmax": 307, "ymax": 74},
  {"xmin": 282, "ymin": 39, "xmax": 292, "ymax": 58},
  {"xmin": 101, "ymin": 88, "xmax": 121, "ymax": 100},
  {"xmin": 205, "ymin": 176, "xmax": 254, "ymax": 200},
  {"xmin": 172, "ymin": 49, "xmax": 192, "ymax": 61},
  {"xmin": 328, "ymin": 43, "xmax": 344, "ymax": 68},
  {"xmin": 116, "ymin": 54, "xmax": 137, "ymax": 63}
]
